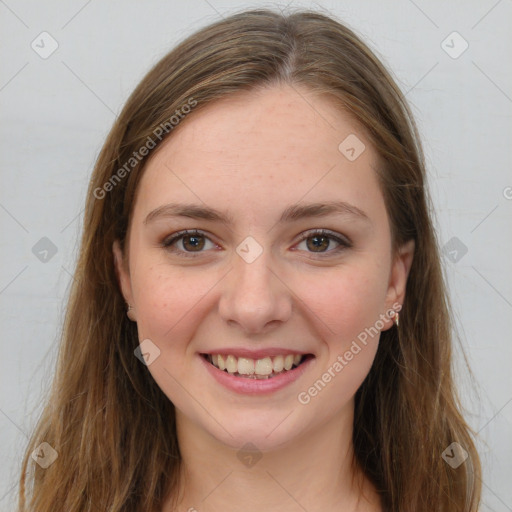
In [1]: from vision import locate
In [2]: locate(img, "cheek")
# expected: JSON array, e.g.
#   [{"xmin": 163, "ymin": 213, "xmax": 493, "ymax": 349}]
[
  {"xmin": 292, "ymin": 265, "xmax": 387, "ymax": 411},
  {"xmin": 129, "ymin": 265, "xmax": 215, "ymax": 404},
  {"xmin": 131, "ymin": 264, "xmax": 215, "ymax": 344},
  {"xmin": 292, "ymin": 262, "xmax": 387, "ymax": 345}
]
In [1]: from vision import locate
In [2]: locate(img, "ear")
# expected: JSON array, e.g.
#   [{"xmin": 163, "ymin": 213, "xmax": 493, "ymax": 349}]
[
  {"xmin": 113, "ymin": 239, "xmax": 134, "ymax": 307},
  {"xmin": 382, "ymin": 239, "xmax": 415, "ymax": 330}
]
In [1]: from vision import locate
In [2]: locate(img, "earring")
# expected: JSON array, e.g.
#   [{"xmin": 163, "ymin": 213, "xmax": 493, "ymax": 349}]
[
  {"xmin": 127, "ymin": 304, "xmax": 136, "ymax": 321},
  {"xmin": 393, "ymin": 311, "xmax": 400, "ymax": 327}
]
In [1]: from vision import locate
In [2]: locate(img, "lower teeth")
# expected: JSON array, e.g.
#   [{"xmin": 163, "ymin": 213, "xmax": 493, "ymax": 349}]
[
  {"xmin": 233, "ymin": 372, "xmax": 280, "ymax": 379},
  {"xmin": 218, "ymin": 366, "xmax": 298, "ymax": 379}
]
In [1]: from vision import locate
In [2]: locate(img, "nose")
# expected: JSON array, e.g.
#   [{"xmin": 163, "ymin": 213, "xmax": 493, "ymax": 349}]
[{"xmin": 218, "ymin": 250, "xmax": 293, "ymax": 335}]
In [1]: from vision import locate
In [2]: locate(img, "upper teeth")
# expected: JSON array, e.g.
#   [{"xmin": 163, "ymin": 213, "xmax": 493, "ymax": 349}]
[{"xmin": 209, "ymin": 354, "xmax": 303, "ymax": 375}]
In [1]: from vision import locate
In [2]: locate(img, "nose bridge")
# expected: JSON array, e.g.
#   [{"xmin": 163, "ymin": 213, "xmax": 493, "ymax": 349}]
[{"xmin": 218, "ymin": 243, "xmax": 291, "ymax": 332}]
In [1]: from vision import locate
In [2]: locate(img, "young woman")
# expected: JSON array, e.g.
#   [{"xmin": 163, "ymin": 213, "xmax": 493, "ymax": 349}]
[{"xmin": 18, "ymin": 9, "xmax": 481, "ymax": 512}]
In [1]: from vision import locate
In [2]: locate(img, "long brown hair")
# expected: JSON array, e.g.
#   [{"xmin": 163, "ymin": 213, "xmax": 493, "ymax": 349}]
[{"xmin": 18, "ymin": 9, "xmax": 481, "ymax": 511}]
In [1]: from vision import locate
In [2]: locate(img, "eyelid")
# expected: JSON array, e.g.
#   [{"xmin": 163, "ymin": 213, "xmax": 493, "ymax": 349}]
[
  {"xmin": 161, "ymin": 229, "xmax": 219, "ymax": 258},
  {"xmin": 294, "ymin": 228, "xmax": 352, "ymax": 256},
  {"xmin": 296, "ymin": 228, "xmax": 351, "ymax": 247},
  {"xmin": 162, "ymin": 229, "xmax": 211, "ymax": 246}
]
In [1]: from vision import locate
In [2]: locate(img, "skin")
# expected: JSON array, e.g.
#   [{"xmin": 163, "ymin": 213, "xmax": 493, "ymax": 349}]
[{"xmin": 113, "ymin": 84, "xmax": 414, "ymax": 512}]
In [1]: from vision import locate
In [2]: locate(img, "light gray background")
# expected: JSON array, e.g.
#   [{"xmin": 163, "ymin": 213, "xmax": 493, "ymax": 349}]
[{"xmin": 1, "ymin": 1, "xmax": 511, "ymax": 510}]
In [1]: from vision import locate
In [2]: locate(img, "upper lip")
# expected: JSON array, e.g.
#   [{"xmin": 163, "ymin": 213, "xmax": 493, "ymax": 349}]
[{"xmin": 200, "ymin": 348, "xmax": 312, "ymax": 359}]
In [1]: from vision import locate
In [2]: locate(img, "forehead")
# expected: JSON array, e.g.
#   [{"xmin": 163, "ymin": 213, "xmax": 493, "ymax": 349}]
[{"xmin": 135, "ymin": 85, "xmax": 385, "ymax": 225}]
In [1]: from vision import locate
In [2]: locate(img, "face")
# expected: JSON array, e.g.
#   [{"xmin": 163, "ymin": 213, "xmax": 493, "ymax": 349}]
[{"xmin": 114, "ymin": 85, "xmax": 414, "ymax": 452}]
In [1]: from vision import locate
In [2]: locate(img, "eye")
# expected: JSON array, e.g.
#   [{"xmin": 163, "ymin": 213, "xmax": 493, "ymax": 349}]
[
  {"xmin": 161, "ymin": 228, "xmax": 351, "ymax": 258},
  {"xmin": 295, "ymin": 229, "xmax": 351, "ymax": 255},
  {"xmin": 162, "ymin": 230, "xmax": 217, "ymax": 257}
]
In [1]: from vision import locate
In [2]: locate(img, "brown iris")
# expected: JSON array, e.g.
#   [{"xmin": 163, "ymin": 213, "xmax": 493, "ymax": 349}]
[
  {"xmin": 307, "ymin": 235, "xmax": 330, "ymax": 252},
  {"xmin": 182, "ymin": 234, "xmax": 205, "ymax": 251}
]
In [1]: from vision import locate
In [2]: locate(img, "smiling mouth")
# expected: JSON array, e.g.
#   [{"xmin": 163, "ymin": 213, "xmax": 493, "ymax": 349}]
[{"xmin": 201, "ymin": 353, "xmax": 314, "ymax": 379}]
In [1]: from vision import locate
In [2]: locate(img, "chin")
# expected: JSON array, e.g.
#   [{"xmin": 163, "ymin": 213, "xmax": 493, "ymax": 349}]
[{"xmin": 206, "ymin": 412, "xmax": 309, "ymax": 453}]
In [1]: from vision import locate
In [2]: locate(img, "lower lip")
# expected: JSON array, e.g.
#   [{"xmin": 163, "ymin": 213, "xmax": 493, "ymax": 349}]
[{"xmin": 199, "ymin": 354, "xmax": 315, "ymax": 395}]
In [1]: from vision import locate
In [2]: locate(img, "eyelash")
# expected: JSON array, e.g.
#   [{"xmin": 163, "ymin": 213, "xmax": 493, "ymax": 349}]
[{"xmin": 161, "ymin": 229, "xmax": 352, "ymax": 258}]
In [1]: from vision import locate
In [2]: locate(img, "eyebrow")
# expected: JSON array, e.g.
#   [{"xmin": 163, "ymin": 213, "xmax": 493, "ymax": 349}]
[{"xmin": 144, "ymin": 200, "xmax": 371, "ymax": 225}]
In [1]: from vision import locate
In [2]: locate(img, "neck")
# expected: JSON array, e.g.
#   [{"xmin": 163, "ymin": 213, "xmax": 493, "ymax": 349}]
[{"xmin": 165, "ymin": 399, "xmax": 382, "ymax": 512}]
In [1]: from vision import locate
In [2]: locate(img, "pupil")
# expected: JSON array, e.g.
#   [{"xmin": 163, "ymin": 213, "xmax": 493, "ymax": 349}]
[
  {"xmin": 308, "ymin": 235, "xmax": 329, "ymax": 252},
  {"xmin": 184, "ymin": 235, "xmax": 204, "ymax": 251}
]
